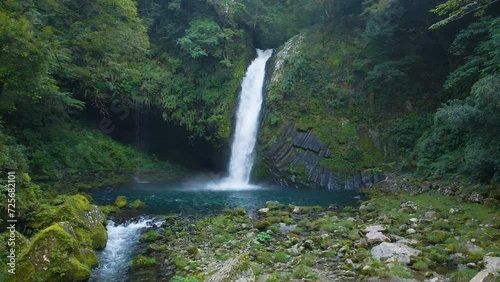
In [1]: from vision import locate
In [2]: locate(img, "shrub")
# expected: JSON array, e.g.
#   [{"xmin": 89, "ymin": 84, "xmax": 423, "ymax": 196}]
[
  {"xmin": 449, "ymin": 269, "xmax": 478, "ymax": 282},
  {"xmin": 256, "ymin": 232, "xmax": 271, "ymax": 244},
  {"xmin": 292, "ymin": 264, "xmax": 318, "ymax": 279}
]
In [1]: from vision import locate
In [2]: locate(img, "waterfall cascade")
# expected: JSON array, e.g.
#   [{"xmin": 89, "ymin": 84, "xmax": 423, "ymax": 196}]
[
  {"xmin": 90, "ymin": 218, "xmax": 161, "ymax": 281},
  {"xmin": 217, "ymin": 49, "xmax": 273, "ymax": 189}
]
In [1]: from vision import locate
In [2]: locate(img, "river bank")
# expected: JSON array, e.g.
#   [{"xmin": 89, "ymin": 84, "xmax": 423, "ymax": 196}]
[{"xmin": 104, "ymin": 177, "xmax": 500, "ymax": 281}]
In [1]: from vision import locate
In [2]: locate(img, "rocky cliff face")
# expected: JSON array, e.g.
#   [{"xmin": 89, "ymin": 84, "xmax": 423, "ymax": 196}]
[
  {"xmin": 258, "ymin": 32, "xmax": 388, "ymax": 189},
  {"xmin": 265, "ymin": 124, "xmax": 384, "ymax": 189}
]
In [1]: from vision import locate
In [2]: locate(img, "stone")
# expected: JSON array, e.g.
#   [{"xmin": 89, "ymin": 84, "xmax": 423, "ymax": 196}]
[
  {"xmin": 396, "ymin": 238, "xmax": 419, "ymax": 246},
  {"xmin": 345, "ymin": 259, "xmax": 355, "ymax": 269},
  {"xmin": 279, "ymin": 223, "xmax": 297, "ymax": 234},
  {"xmin": 365, "ymin": 225, "xmax": 390, "ymax": 244},
  {"xmin": 409, "ymin": 218, "xmax": 419, "ymax": 223},
  {"xmin": 448, "ymin": 253, "xmax": 466, "ymax": 266},
  {"xmin": 292, "ymin": 206, "xmax": 302, "ymax": 214},
  {"xmin": 114, "ymin": 195, "xmax": 127, "ymax": 208},
  {"xmin": 207, "ymin": 254, "xmax": 254, "ymax": 282},
  {"xmin": 468, "ymin": 192, "xmax": 484, "ymax": 203},
  {"xmin": 365, "ymin": 224, "xmax": 386, "ymax": 233},
  {"xmin": 484, "ymin": 256, "xmax": 500, "ymax": 276},
  {"xmin": 257, "ymin": 208, "xmax": 269, "ymax": 215},
  {"xmin": 406, "ymin": 228, "xmax": 416, "ymax": 235},
  {"xmin": 286, "ymin": 245, "xmax": 300, "ymax": 256},
  {"xmin": 303, "ymin": 240, "xmax": 314, "ymax": 249},
  {"xmin": 371, "ymin": 242, "xmax": 421, "ymax": 265},
  {"xmin": 466, "ymin": 242, "xmax": 484, "ymax": 253},
  {"xmin": 424, "ymin": 211, "xmax": 437, "ymax": 221},
  {"xmin": 366, "ymin": 231, "xmax": 389, "ymax": 244},
  {"xmin": 468, "ymin": 263, "xmax": 477, "ymax": 268},
  {"xmin": 469, "ymin": 270, "xmax": 495, "ymax": 282},
  {"xmin": 399, "ymin": 201, "xmax": 418, "ymax": 213},
  {"xmin": 355, "ymin": 238, "xmax": 368, "ymax": 249},
  {"xmin": 15, "ymin": 222, "xmax": 93, "ymax": 281},
  {"xmin": 129, "ymin": 199, "xmax": 145, "ymax": 209},
  {"xmin": 449, "ymin": 207, "xmax": 464, "ymax": 214}
]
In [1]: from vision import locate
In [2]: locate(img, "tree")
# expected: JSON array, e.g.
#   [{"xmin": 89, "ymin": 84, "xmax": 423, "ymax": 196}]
[
  {"xmin": 177, "ymin": 18, "xmax": 225, "ymax": 58},
  {"xmin": 430, "ymin": 0, "xmax": 498, "ymax": 29}
]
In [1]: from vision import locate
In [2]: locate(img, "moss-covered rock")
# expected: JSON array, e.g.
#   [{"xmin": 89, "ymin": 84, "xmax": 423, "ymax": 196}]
[
  {"xmin": 254, "ymin": 220, "xmax": 271, "ymax": 231},
  {"xmin": 131, "ymin": 255, "xmax": 157, "ymax": 268},
  {"xmin": 234, "ymin": 207, "xmax": 247, "ymax": 217},
  {"xmin": 129, "ymin": 199, "xmax": 146, "ymax": 209},
  {"xmin": 140, "ymin": 230, "xmax": 161, "ymax": 242},
  {"xmin": 114, "ymin": 196, "xmax": 127, "ymax": 208},
  {"xmin": 15, "ymin": 223, "xmax": 92, "ymax": 282},
  {"xmin": 99, "ymin": 205, "xmax": 119, "ymax": 216},
  {"xmin": 60, "ymin": 195, "xmax": 108, "ymax": 250}
]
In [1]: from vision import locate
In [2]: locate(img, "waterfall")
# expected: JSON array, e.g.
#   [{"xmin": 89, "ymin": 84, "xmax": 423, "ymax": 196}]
[
  {"xmin": 217, "ymin": 49, "xmax": 273, "ymax": 189},
  {"xmin": 90, "ymin": 218, "xmax": 161, "ymax": 281}
]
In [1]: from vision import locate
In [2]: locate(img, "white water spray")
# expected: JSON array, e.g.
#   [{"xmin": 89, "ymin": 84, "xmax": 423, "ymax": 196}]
[
  {"xmin": 90, "ymin": 218, "xmax": 161, "ymax": 281},
  {"xmin": 217, "ymin": 49, "xmax": 273, "ymax": 189}
]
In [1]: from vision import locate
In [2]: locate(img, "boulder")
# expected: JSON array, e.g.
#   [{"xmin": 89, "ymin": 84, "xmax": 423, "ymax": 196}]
[
  {"xmin": 424, "ymin": 211, "xmax": 437, "ymax": 221},
  {"xmin": 484, "ymin": 256, "xmax": 500, "ymax": 276},
  {"xmin": 60, "ymin": 195, "xmax": 107, "ymax": 249},
  {"xmin": 371, "ymin": 242, "xmax": 421, "ymax": 265},
  {"xmin": 207, "ymin": 254, "xmax": 254, "ymax": 282},
  {"xmin": 15, "ymin": 194, "xmax": 107, "ymax": 281},
  {"xmin": 129, "ymin": 199, "xmax": 146, "ymax": 209},
  {"xmin": 114, "ymin": 195, "xmax": 127, "ymax": 208},
  {"xmin": 469, "ymin": 270, "xmax": 495, "ymax": 282},
  {"xmin": 16, "ymin": 223, "xmax": 93, "ymax": 281},
  {"xmin": 257, "ymin": 208, "xmax": 269, "ymax": 215},
  {"xmin": 365, "ymin": 225, "xmax": 389, "ymax": 244}
]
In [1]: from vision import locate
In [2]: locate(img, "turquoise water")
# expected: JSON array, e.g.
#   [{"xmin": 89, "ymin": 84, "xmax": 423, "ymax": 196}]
[{"xmin": 87, "ymin": 180, "xmax": 364, "ymax": 215}]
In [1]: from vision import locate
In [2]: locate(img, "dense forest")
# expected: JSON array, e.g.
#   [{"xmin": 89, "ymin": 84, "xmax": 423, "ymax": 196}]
[{"xmin": 1, "ymin": 0, "xmax": 499, "ymax": 281}]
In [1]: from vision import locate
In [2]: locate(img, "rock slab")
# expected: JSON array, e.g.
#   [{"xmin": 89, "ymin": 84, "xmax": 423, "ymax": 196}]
[{"xmin": 371, "ymin": 242, "xmax": 421, "ymax": 265}]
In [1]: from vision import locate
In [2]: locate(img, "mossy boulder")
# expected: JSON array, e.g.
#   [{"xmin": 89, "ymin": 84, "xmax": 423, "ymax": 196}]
[
  {"xmin": 129, "ymin": 199, "xmax": 146, "ymax": 209},
  {"xmin": 131, "ymin": 255, "xmax": 157, "ymax": 268},
  {"xmin": 114, "ymin": 196, "xmax": 127, "ymax": 208},
  {"xmin": 234, "ymin": 208, "xmax": 247, "ymax": 217},
  {"xmin": 99, "ymin": 205, "xmax": 119, "ymax": 216},
  {"xmin": 140, "ymin": 230, "xmax": 161, "ymax": 242},
  {"xmin": 56, "ymin": 195, "xmax": 108, "ymax": 250},
  {"xmin": 15, "ymin": 222, "xmax": 93, "ymax": 281},
  {"xmin": 254, "ymin": 220, "xmax": 271, "ymax": 231}
]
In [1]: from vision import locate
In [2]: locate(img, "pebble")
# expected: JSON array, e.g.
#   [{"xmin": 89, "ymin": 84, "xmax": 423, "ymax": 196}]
[{"xmin": 406, "ymin": 228, "xmax": 416, "ymax": 234}]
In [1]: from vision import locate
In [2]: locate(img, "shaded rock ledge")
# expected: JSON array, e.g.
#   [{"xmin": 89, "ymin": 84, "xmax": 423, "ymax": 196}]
[{"xmin": 265, "ymin": 124, "xmax": 384, "ymax": 189}]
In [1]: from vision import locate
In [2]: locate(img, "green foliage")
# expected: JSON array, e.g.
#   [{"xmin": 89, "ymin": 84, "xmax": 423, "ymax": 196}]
[
  {"xmin": 416, "ymin": 75, "xmax": 500, "ymax": 182},
  {"xmin": 390, "ymin": 264, "xmax": 412, "ymax": 278},
  {"xmin": 449, "ymin": 268, "xmax": 479, "ymax": 282},
  {"xmin": 256, "ymin": 232, "xmax": 272, "ymax": 244},
  {"xmin": 430, "ymin": 0, "xmax": 496, "ymax": 29},
  {"xmin": 178, "ymin": 18, "xmax": 225, "ymax": 58},
  {"xmin": 426, "ymin": 230, "xmax": 449, "ymax": 244},
  {"xmin": 172, "ymin": 277, "xmax": 199, "ymax": 282},
  {"xmin": 292, "ymin": 264, "xmax": 319, "ymax": 280},
  {"xmin": 0, "ymin": 129, "xmax": 28, "ymax": 172}
]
